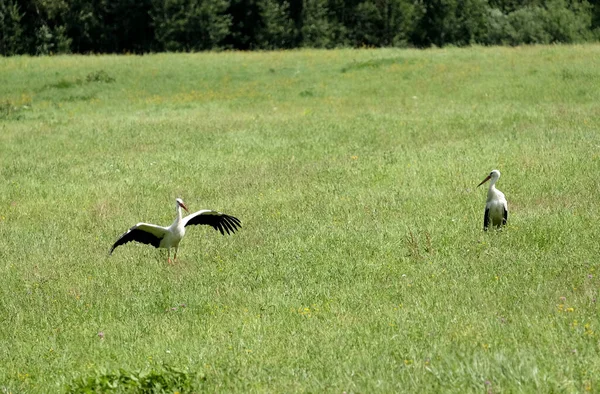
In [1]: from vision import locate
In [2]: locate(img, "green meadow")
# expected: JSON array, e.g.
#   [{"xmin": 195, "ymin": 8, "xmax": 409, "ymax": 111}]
[{"xmin": 1, "ymin": 45, "xmax": 600, "ymax": 392}]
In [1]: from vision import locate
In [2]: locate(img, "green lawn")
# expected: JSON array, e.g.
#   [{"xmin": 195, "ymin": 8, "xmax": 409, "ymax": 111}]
[{"xmin": 1, "ymin": 45, "xmax": 600, "ymax": 392}]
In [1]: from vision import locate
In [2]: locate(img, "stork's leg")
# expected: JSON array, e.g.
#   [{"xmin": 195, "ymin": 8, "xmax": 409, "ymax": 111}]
[
  {"xmin": 173, "ymin": 247, "xmax": 179, "ymax": 262},
  {"xmin": 167, "ymin": 248, "xmax": 172, "ymax": 264}
]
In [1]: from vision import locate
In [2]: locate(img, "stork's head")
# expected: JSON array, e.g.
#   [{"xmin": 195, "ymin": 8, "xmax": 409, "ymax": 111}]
[
  {"xmin": 176, "ymin": 198, "xmax": 189, "ymax": 213},
  {"xmin": 478, "ymin": 169, "xmax": 501, "ymax": 187}
]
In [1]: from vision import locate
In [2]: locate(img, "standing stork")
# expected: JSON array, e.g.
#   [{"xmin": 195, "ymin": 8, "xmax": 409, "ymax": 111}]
[
  {"xmin": 110, "ymin": 198, "xmax": 241, "ymax": 263},
  {"xmin": 478, "ymin": 169, "xmax": 508, "ymax": 231}
]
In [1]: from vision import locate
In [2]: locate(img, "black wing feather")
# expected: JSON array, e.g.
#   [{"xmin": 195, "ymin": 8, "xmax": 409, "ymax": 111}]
[
  {"xmin": 221, "ymin": 217, "xmax": 236, "ymax": 234},
  {"xmin": 221, "ymin": 221, "xmax": 232, "ymax": 235},
  {"xmin": 503, "ymin": 207, "xmax": 508, "ymax": 226},
  {"xmin": 227, "ymin": 215, "xmax": 241, "ymax": 227},
  {"xmin": 483, "ymin": 208, "xmax": 490, "ymax": 231},
  {"xmin": 110, "ymin": 227, "xmax": 164, "ymax": 254},
  {"xmin": 185, "ymin": 212, "xmax": 241, "ymax": 235}
]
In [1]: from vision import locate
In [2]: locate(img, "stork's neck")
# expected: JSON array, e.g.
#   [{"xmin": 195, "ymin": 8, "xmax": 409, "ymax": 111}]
[
  {"xmin": 172, "ymin": 204, "xmax": 184, "ymax": 227},
  {"xmin": 487, "ymin": 179, "xmax": 500, "ymax": 199}
]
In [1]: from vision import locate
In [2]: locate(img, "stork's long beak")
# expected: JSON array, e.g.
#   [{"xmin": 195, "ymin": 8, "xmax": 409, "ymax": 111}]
[
  {"xmin": 179, "ymin": 202, "xmax": 189, "ymax": 213},
  {"xmin": 477, "ymin": 175, "xmax": 491, "ymax": 187}
]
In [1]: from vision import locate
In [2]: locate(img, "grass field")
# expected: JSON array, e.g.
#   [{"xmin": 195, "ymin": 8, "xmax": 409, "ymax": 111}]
[{"xmin": 1, "ymin": 44, "xmax": 600, "ymax": 392}]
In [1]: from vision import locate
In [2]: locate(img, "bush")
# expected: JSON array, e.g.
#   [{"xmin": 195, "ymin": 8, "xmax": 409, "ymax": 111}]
[
  {"xmin": 486, "ymin": 8, "xmax": 511, "ymax": 45},
  {"xmin": 484, "ymin": 0, "xmax": 593, "ymax": 45},
  {"xmin": 506, "ymin": 6, "xmax": 551, "ymax": 44},
  {"xmin": 543, "ymin": 0, "xmax": 592, "ymax": 43},
  {"xmin": 86, "ymin": 70, "xmax": 116, "ymax": 83},
  {"xmin": 66, "ymin": 365, "xmax": 203, "ymax": 393}
]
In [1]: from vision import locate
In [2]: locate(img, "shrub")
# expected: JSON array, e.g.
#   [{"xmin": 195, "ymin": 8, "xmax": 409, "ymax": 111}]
[
  {"xmin": 65, "ymin": 365, "xmax": 203, "ymax": 393},
  {"xmin": 86, "ymin": 70, "xmax": 116, "ymax": 83},
  {"xmin": 485, "ymin": 0, "xmax": 593, "ymax": 45},
  {"xmin": 486, "ymin": 8, "xmax": 512, "ymax": 45},
  {"xmin": 506, "ymin": 5, "xmax": 551, "ymax": 44},
  {"xmin": 543, "ymin": 0, "xmax": 592, "ymax": 43}
]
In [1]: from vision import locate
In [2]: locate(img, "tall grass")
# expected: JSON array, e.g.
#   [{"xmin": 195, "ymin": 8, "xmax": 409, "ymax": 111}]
[{"xmin": 1, "ymin": 45, "xmax": 600, "ymax": 392}]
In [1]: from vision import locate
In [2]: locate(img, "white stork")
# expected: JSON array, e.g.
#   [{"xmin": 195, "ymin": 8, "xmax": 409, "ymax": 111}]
[
  {"xmin": 477, "ymin": 169, "xmax": 508, "ymax": 231},
  {"xmin": 110, "ymin": 198, "xmax": 241, "ymax": 263}
]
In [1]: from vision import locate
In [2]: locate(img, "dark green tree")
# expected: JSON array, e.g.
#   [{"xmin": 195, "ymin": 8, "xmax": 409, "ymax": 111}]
[
  {"xmin": 255, "ymin": 0, "xmax": 296, "ymax": 49},
  {"xmin": 0, "ymin": 0, "xmax": 24, "ymax": 55},
  {"xmin": 9, "ymin": 0, "xmax": 72, "ymax": 54},
  {"xmin": 487, "ymin": 0, "xmax": 544, "ymax": 12},
  {"xmin": 1, "ymin": 0, "xmax": 599, "ymax": 54},
  {"xmin": 353, "ymin": 0, "xmax": 383, "ymax": 46},
  {"xmin": 64, "ymin": 0, "xmax": 100, "ymax": 53},
  {"xmin": 410, "ymin": 0, "xmax": 488, "ymax": 46},
  {"xmin": 152, "ymin": 0, "xmax": 231, "ymax": 51},
  {"xmin": 224, "ymin": 0, "xmax": 262, "ymax": 49},
  {"xmin": 350, "ymin": 0, "xmax": 418, "ymax": 47},
  {"xmin": 62, "ymin": 0, "xmax": 154, "ymax": 53},
  {"xmin": 300, "ymin": 0, "xmax": 333, "ymax": 47}
]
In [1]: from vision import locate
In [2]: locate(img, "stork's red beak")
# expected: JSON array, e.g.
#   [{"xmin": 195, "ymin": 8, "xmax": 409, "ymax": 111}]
[
  {"xmin": 477, "ymin": 175, "xmax": 491, "ymax": 187},
  {"xmin": 179, "ymin": 202, "xmax": 189, "ymax": 212}
]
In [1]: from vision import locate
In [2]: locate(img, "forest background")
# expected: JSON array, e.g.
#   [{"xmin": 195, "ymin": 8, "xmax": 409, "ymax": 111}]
[{"xmin": 1, "ymin": 0, "xmax": 600, "ymax": 56}]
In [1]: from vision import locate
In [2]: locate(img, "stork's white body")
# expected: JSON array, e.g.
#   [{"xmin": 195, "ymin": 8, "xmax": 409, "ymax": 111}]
[
  {"xmin": 160, "ymin": 205, "xmax": 186, "ymax": 249},
  {"xmin": 478, "ymin": 170, "xmax": 508, "ymax": 230},
  {"xmin": 485, "ymin": 185, "xmax": 508, "ymax": 227}
]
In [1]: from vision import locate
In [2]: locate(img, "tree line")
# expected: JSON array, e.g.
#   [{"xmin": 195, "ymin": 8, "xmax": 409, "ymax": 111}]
[{"xmin": 1, "ymin": 0, "xmax": 599, "ymax": 55}]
